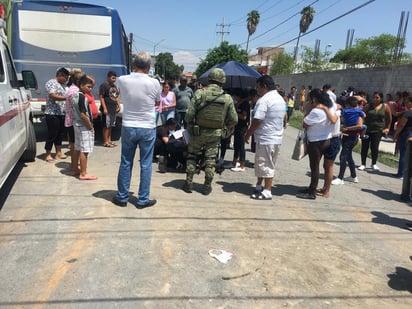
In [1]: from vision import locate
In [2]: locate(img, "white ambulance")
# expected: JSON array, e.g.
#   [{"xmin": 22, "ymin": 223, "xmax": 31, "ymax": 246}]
[{"xmin": 0, "ymin": 19, "xmax": 37, "ymax": 189}]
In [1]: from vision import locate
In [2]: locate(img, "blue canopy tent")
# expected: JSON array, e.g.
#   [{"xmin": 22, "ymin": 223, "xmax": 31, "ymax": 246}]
[{"xmin": 199, "ymin": 61, "xmax": 261, "ymax": 90}]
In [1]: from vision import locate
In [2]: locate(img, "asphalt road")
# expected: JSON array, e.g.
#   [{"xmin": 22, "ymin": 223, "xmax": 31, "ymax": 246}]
[{"xmin": 0, "ymin": 121, "xmax": 411, "ymax": 308}]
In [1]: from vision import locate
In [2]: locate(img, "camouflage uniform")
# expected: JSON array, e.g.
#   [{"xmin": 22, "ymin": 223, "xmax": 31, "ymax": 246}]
[{"xmin": 183, "ymin": 68, "xmax": 238, "ymax": 195}]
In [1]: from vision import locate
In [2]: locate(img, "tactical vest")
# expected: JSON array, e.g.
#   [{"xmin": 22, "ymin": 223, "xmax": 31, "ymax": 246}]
[{"xmin": 196, "ymin": 90, "xmax": 229, "ymax": 129}]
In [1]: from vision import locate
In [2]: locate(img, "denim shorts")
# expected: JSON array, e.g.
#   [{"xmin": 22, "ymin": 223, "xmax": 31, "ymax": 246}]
[{"xmin": 324, "ymin": 136, "xmax": 341, "ymax": 160}]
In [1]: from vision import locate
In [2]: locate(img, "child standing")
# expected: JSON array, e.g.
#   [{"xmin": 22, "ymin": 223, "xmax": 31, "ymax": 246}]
[
  {"xmin": 341, "ymin": 96, "xmax": 367, "ymax": 138},
  {"xmin": 332, "ymin": 96, "xmax": 366, "ymax": 185},
  {"xmin": 99, "ymin": 71, "xmax": 121, "ymax": 148},
  {"xmin": 72, "ymin": 76, "xmax": 97, "ymax": 180}
]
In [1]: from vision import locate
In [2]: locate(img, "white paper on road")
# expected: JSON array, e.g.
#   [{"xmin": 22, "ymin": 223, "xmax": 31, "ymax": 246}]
[{"xmin": 208, "ymin": 249, "xmax": 233, "ymax": 263}]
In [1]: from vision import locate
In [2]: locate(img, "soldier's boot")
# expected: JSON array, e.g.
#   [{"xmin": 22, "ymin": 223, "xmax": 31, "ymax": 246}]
[
  {"xmin": 182, "ymin": 181, "xmax": 193, "ymax": 193},
  {"xmin": 158, "ymin": 156, "xmax": 167, "ymax": 173},
  {"xmin": 201, "ymin": 179, "xmax": 212, "ymax": 196},
  {"xmin": 182, "ymin": 173, "xmax": 194, "ymax": 193}
]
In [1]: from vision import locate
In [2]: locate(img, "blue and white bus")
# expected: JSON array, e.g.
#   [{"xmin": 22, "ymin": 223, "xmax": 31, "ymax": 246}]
[{"xmin": 10, "ymin": 0, "xmax": 131, "ymax": 117}]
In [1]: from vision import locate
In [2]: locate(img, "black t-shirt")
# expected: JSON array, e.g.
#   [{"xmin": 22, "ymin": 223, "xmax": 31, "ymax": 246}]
[
  {"xmin": 156, "ymin": 125, "xmax": 169, "ymax": 141},
  {"xmin": 99, "ymin": 81, "xmax": 119, "ymax": 112},
  {"xmin": 78, "ymin": 92, "xmax": 93, "ymax": 124},
  {"xmin": 235, "ymin": 100, "xmax": 250, "ymax": 129},
  {"xmin": 401, "ymin": 110, "xmax": 412, "ymax": 135}
]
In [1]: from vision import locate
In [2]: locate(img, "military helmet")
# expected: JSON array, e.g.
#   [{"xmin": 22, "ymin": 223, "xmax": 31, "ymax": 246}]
[{"xmin": 208, "ymin": 68, "xmax": 226, "ymax": 85}]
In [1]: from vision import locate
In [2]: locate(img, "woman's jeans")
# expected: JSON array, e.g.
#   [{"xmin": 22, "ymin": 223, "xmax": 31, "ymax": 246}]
[
  {"xmin": 396, "ymin": 132, "xmax": 412, "ymax": 177},
  {"xmin": 233, "ymin": 126, "xmax": 247, "ymax": 162},
  {"xmin": 116, "ymin": 127, "xmax": 155, "ymax": 205},
  {"xmin": 337, "ymin": 135, "xmax": 358, "ymax": 179},
  {"xmin": 45, "ymin": 114, "xmax": 66, "ymax": 151},
  {"xmin": 160, "ymin": 109, "xmax": 175, "ymax": 125},
  {"xmin": 307, "ymin": 139, "xmax": 330, "ymax": 192},
  {"xmin": 360, "ymin": 131, "xmax": 383, "ymax": 166}
]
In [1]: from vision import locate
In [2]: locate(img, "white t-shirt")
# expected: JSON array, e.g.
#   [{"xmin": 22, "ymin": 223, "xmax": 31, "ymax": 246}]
[
  {"xmin": 253, "ymin": 90, "xmax": 285, "ymax": 145},
  {"xmin": 118, "ymin": 72, "xmax": 161, "ymax": 128},
  {"xmin": 330, "ymin": 102, "xmax": 341, "ymax": 137},
  {"xmin": 304, "ymin": 108, "xmax": 333, "ymax": 142}
]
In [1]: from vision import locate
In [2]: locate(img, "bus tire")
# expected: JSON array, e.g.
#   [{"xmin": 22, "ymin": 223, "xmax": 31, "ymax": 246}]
[{"xmin": 20, "ymin": 121, "xmax": 37, "ymax": 162}]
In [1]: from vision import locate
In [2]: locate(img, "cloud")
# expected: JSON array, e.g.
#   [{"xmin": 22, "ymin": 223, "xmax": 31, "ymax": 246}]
[{"xmin": 173, "ymin": 51, "xmax": 200, "ymax": 73}]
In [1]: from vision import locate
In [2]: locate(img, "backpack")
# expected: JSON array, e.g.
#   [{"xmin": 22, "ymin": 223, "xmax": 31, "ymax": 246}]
[{"xmin": 195, "ymin": 90, "xmax": 229, "ymax": 129}]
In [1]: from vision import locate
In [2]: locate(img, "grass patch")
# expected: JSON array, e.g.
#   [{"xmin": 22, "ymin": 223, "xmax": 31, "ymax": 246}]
[{"xmin": 288, "ymin": 110, "xmax": 399, "ymax": 169}]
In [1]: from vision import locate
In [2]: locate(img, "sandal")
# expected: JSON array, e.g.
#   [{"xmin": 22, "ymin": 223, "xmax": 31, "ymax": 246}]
[
  {"xmin": 109, "ymin": 142, "xmax": 117, "ymax": 147},
  {"xmin": 79, "ymin": 175, "xmax": 98, "ymax": 181},
  {"xmin": 250, "ymin": 192, "xmax": 272, "ymax": 200},
  {"xmin": 104, "ymin": 143, "xmax": 115, "ymax": 148}
]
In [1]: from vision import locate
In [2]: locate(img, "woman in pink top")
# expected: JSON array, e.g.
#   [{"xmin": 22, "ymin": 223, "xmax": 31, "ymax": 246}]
[{"xmin": 159, "ymin": 82, "xmax": 176, "ymax": 125}]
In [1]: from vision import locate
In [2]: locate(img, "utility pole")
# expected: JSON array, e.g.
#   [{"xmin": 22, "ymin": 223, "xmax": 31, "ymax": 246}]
[{"xmin": 216, "ymin": 17, "xmax": 230, "ymax": 43}]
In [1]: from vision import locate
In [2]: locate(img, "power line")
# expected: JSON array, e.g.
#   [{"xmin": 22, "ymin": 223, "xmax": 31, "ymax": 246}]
[
  {"xmin": 216, "ymin": 17, "xmax": 230, "ymax": 43},
  {"xmin": 244, "ymin": 0, "xmax": 319, "ymax": 46},
  {"xmin": 250, "ymin": 0, "xmax": 342, "ymax": 48},
  {"xmin": 228, "ymin": 0, "xmax": 276, "ymax": 25},
  {"xmin": 260, "ymin": 0, "xmax": 376, "ymax": 54}
]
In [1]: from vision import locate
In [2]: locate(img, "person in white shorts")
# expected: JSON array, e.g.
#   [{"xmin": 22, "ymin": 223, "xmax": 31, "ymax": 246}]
[
  {"xmin": 72, "ymin": 76, "xmax": 97, "ymax": 180},
  {"xmin": 245, "ymin": 75, "xmax": 287, "ymax": 200}
]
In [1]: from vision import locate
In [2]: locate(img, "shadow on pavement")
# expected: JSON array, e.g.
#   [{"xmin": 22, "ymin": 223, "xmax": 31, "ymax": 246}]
[
  {"xmin": 163, "ymin": 179, "xmax": 210, "ymax": 195},
  {"xmin": 92, "ymin": 189, "xmax": 138, "ymax": 205},
  {"xmin": 216, "ymin": 181, "xmax": 252, "ymax": 196},
  {"xmin": 362, "ymin": 188, "xmax": 401, "ymax": 201},
  {"xmin": 0, "ymin": 163, "xmax": 25, "ymax": 211},
  {"xmin": 387, "ymin": 266, "xmax": 412, "ymax": 293},
  {"xmin": 371, "ymin": 211, "xmax": 412, "ymax": 230}
]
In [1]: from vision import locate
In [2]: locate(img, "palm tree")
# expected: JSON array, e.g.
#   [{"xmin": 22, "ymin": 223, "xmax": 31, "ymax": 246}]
[
  {"xmin": 246, "ymin": 10, "xmax": 260, "ymax": 53},
  {"xmin": 294, "ymin": 6, "xmax": 315, "ymax": 62}
]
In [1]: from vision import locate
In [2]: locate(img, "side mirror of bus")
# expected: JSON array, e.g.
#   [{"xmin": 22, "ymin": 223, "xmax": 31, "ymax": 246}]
[{"xmin": 21, "ymin": 70, "xmax": 38, "ymax": 89}]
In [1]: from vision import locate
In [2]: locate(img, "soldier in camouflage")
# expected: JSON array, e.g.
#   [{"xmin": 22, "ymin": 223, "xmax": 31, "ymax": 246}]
[{"xmin": 182, "ymin": 68, "xmax": 238, "ymax": 195}]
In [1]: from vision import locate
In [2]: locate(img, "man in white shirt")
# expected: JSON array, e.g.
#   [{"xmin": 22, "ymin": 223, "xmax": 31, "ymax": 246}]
[
  {"xmin": 245, "ymin": 75, "xmax": 287, "ymax": 200},
  {"xmin": 112, "ymin": 51, "xmax": 161, "ymax": 209}
]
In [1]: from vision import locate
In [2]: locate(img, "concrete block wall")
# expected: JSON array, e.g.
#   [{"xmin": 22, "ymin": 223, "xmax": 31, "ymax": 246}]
[{"xmin": 273, "ymin": 64, "xmax": 412, "ymax": 98}]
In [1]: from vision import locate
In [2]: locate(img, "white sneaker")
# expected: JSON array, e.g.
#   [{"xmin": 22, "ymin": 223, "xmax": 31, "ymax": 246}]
[
  {"xmin": 231, "ymin": 167, "xmax": 245, "ymax": 172},
  {"xmin": 347, "ymin": 176, "xmax": 359, "ymax": 183},
  {"xmin": 358, "ymin": 165, "xmax": 366, "ymax": 171},
  {"xmin": 372, "ymin": 164, "xmax": 380, "ymax": 171},
  {"xmin": 235, "ymin": 162, "xmax": 240, "ymax": 168},
  {"xmin": 331, "ymin": 178, "xmax": 344, "ymax": 185}
]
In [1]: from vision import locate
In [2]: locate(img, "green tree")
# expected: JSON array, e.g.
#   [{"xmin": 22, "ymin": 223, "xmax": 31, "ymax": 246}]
[
  {"xmin": 331, "ymin": 34, "xmax": 410, "ymax": 67},
  {"xmin": 269, "ymin": 53, "xmax": 294, "ymax": 75},
  {"xmin": 195, "ymin": 41, "xmax": 248, "ymax": 77},
  {"xmin": 154, "ymin": 52, "xmax": 183, "ymax": 81},
  {"xmin": 246, "ymin": 10, "xmax": 260, "ymax": 53},
  {"xmin": 296, "ymin": 46, "xmax": 339, "ymax": 73},
  {"xmin": 294, "ymin": 6, "xmax": 315, "ymax": 62}
]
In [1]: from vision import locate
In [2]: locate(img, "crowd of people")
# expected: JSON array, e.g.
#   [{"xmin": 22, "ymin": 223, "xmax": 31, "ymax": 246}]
[{"xmin": 42, "ymin": 51, "xmax": 412, "ymax": 207}]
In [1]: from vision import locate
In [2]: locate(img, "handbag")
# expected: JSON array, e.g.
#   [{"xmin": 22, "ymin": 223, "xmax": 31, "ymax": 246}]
[{"xmin": 291, "ymin": 129, "xmax": 307, "ymax": 160}]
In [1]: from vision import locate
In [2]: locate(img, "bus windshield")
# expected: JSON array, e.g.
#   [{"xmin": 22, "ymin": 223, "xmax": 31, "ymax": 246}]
[{"xmin": 10, "ymin": 0, "xmax": 130, "ymax": 102}]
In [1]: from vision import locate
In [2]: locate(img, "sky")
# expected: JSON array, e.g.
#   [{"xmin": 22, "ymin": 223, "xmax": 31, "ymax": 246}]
[{"xmin": 67, "ymin": 0, "xmax": 410, "ymax": 72}]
